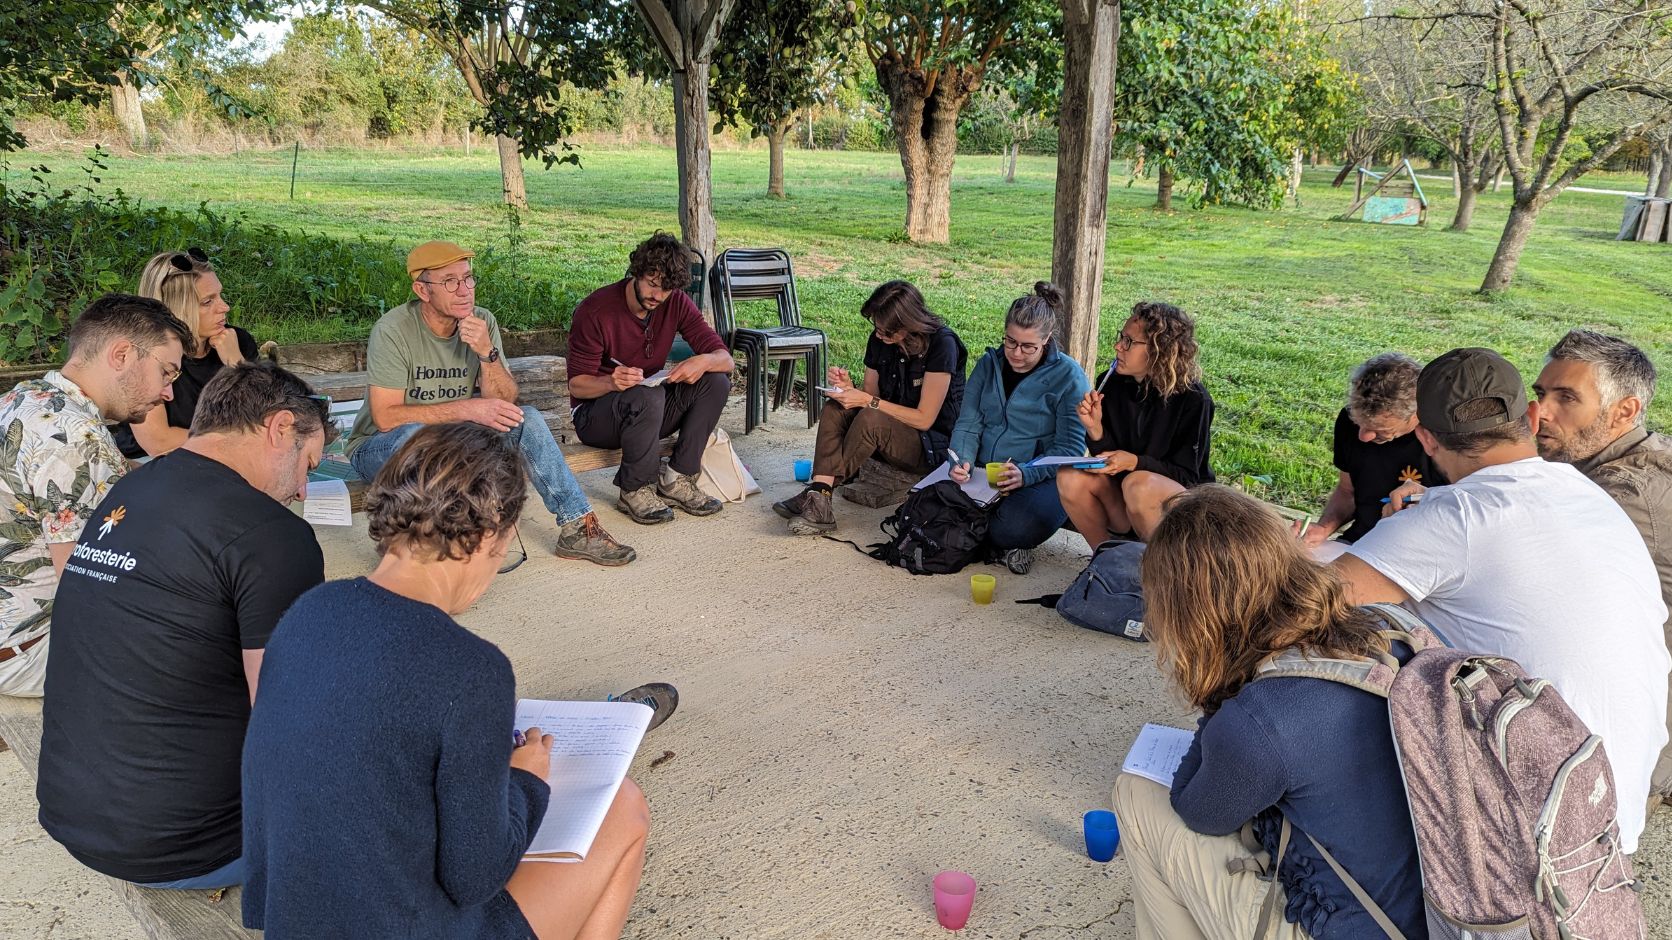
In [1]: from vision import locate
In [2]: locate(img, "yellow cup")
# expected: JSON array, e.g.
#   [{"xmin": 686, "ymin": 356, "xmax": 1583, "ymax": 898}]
[
  {"xmin": 985, "ymin": 462, "xmax": 1006, "ymax": 486},
  {"xmin": 970, "ymin": 574, "xmax": 996, "ymax": 605}
]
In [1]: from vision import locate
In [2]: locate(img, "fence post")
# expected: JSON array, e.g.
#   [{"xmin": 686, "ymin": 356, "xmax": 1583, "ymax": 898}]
[{"xmin": 289, "ymin": 141, "xmax": 300, "ymax": 200}]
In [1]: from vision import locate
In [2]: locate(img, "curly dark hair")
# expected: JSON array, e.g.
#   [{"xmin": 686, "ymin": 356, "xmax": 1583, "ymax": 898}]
[
  {"xmin": 1126, "ymin": 301, "xmax": 1202, "ymax": 398},
  {"xmin": 365, "ymin": 423, "xmax": 529, "ymax": 562},
  {"xmin": 626, "ymin": 232, "xmax": 693, "ymax": 291}
]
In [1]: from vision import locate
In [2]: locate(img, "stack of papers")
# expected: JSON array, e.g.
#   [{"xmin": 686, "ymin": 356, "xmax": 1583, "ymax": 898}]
[{"xmin": 913, "ymin": 463, "xmax": 999, "ymax": 506}]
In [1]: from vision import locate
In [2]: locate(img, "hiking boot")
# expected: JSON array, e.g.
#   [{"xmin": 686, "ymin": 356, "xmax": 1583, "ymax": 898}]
[
  {"xmin": 554, "ymin": 513, "xmax": 637, "ymax": 566},
  {"xmin": 787, "ymin": 488, "xmax": 836, "ymax": 535},
  {"xmin": 1003, "ymin": 547, "xmax": 1035, "ymax": 575},
  {"xmin": 617, "ymin": 485, "xmax": 676, "ymax": 525},
  {"xmin": 608, "ymin": 682, "xmax": 679, "ymax": 733},
  {"xmin": 773, "ymin": 485, "xmax": 813, "ymax": 519},
  {"xmin": 658, "ymin": 471, "xmax": 722, "ymax": 516}
]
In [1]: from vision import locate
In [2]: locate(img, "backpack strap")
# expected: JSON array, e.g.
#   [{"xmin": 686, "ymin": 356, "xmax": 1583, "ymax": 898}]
[
  {"xmin": 1243, "ymin": 817, "xmax": 1408, "ymax": 940},
  {"xmin": 1255, "ymin": 649, "xmax": 1391, "ymax": 699}
]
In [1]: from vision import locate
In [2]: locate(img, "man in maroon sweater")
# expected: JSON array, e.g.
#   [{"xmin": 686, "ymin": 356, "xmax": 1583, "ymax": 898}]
[{"xmin": 568, "ymin": 233, "xmax": 734, "ymax": 524}]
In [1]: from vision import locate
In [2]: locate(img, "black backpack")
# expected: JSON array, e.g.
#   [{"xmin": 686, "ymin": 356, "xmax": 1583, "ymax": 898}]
[{"xmin": 859, "ymin": 480, "xmax": 990, "ymax": 575}]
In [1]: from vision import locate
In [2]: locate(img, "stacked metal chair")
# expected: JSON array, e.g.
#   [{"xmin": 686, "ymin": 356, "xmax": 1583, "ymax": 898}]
[{"xmin": 709, "ymin": 248, "xmax": 828, "ymax": 433}]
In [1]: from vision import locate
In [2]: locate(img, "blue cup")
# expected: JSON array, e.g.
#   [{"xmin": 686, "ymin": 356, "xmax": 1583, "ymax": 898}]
[
  {"xmin": 1084, "ymin": 810, "xmax": 1119, "ymax": 862},
  {"xmin": 794, "ymin": 459, "xmax": 813, "ymax": 482}
]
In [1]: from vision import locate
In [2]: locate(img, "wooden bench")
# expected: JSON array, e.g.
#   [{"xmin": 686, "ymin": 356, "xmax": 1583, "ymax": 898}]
[{"xmin": 0, "ymin": 696, "xmax": 256, "ymax": 939}]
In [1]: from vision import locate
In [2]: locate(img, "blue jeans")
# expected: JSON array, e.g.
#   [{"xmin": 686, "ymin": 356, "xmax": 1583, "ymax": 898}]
[
  {"xmin": 988, "ymin": 478, "xmax": 1068, "ymax": 551},
  {"xmin": 135, "ymin": 855, "xmax": 243, "ymax": 890},
  {"xmin": 349, "ymin": 406, "xmax": 593, "ymax": 526}
]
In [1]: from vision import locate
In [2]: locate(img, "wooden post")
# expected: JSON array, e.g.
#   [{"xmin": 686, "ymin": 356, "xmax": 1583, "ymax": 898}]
[
  {"xmin": 1051, "ymin": 0, "xmax": 1121, "ymax": 374},
  {"xmin": 290, "ymin": 141, "xmax": 300, "ymax": 201}
]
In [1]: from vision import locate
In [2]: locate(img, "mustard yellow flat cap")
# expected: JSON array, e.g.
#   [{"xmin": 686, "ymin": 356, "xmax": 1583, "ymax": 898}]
[{"xmin": 406, "ymin": 240, "xmax": 475, "ymax": 277}]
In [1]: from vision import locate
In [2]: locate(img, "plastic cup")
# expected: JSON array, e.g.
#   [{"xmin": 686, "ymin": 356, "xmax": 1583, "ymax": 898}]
[
  {"xmin": 985, "ymin": 462, "xmax": 1006, "ymax": 486},
  {"xmin": 970, "ymin": 574, "xmax": 996, "ymax": 605},
  {"xmin": 794, "ymin": 459, "xmax": 813, "ymax": 482},
  {"xmin": 1084, "ymin": 810, "xmax": 1120, "ymax": 862},
  {"xmin": 932, "ymin": 870, "xmax": 976, "ymax": 930}
]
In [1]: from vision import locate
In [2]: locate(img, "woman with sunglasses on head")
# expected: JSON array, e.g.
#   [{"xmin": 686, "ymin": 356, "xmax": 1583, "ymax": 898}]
[
  {"xmin": 1056, "ymin": 301, "xmax": 1214, "ymax": 543},
  {"xmin": 944, "ymin": 282, "xmax": 1090, "ymax": 574},
  {"xmin": 113, "ymin": 249, "xmax": 259, "ymax": 458},
  {"xmin": 775, "ymin": 280, "xmax": 968, "ymax": 536}
]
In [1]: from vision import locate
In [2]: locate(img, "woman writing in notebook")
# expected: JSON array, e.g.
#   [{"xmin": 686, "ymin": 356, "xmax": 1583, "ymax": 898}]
[
  {"xmin": 945, "ymin": 281, "xmax": 1090, "ymax": 574},
  {"xmin": 1056, "ymin": 301, "xmax": 1215, "ymax": 543},
  {"xmin": 1113, "ymin": 484, "xmax": 1424, "ymax": 940},
  {"xmin": 775, "ymin": 279, "xmax": 968, "ymax": 536},
  {"xmin": 241, "ymin": 423, "xmax": 672, "ymax": 940}
]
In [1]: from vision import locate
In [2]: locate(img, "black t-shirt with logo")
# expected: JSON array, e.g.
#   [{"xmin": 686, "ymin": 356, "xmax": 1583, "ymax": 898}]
[
  {"xmin": 862, "ymin": 325, "xmax": 968, "ymax": 460},
  {"xmin": 1331, "ymin": 408, "xmax": 1447, "ymax": 544},
  {"xmin": 37, "ymin": 449, "xmax": 323, "ymax": 883}
]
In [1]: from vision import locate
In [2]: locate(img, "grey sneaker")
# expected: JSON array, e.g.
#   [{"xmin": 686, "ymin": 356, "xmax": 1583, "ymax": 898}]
[
  {"xmin": 1003, "ymin": 547, "xmax": 1035, "ymax": 575},
  {"xmin": 554, "ymin": 513, "xmax": 636, "ymax": 566},
  {"xmin": 773, "ymin": 486, "xmax": 812, "ymax": 519},
  {"xmin": 788, "ymin": 488, "xmax": 836, "ymax": 535},
  {"xmin": 657, "ymin": 472, "xmax": 722, "ymax": 516},
  {"xmin": 617, "ymin": 485, "xmax": 676, "ymax": 525},
  {"xmin": 608, "ymin": 682, "xmax": 679, "ymax": 733}
]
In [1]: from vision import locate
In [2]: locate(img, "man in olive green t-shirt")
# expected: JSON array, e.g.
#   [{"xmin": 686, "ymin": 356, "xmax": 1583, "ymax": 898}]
[{"xmin": 346, "ymin": 241, "xmax": 634, "ymax": 566}]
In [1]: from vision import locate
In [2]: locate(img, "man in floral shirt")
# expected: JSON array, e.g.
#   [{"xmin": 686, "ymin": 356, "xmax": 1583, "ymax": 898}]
[{"xmin": 0, "ymin": 294, "xmax": 190, "ymax": 696}]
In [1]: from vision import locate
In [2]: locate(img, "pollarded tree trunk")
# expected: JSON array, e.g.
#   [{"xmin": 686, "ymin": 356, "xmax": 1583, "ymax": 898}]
[
  {"xmin": 108, "ymin": 76, "xmax": 147, "ymax": 148},
  {"xmin": 1051, "ymin": 0, "xmax": 1121, "ymax": 374},
  {"xmin": 1005, "ymin": 142, "xmax": 1019, "ymax": 183},
  {"xmin": 766, "ymin": 118, "xmax": 792, "ymax": 198},
  {"xmin": 876, "ymin": 52, "xmax": 980, "ymax": 244},
  {"xmin": 496, "ymin": 134, "xmax": 529, "ymax": 209},
  {"xmin": 1156, "ymin": 166, "xmax": 1175, "ymax": 211},
  {"xmin": 671, "ymin": 64, "xmax": 718, "ymax": 266},
  {"xmin": 1481, "ymin": 198, "xmax": 1544, "ymax": 293}
]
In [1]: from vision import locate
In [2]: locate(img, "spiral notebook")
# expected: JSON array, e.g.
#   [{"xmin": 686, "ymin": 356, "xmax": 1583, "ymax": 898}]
[{"xmin": 515, "ymin": 699, "xmax": 653, "ymax": 862}]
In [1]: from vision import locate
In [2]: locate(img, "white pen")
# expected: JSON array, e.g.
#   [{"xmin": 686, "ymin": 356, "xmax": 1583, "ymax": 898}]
[{"xmin": 945, "ymin": 448, "xmax": 961, "ymax": 467}]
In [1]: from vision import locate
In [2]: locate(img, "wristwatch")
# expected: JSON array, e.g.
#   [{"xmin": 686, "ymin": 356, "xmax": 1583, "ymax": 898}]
[
  {"xmin": 866, "ymin": 395, "xmax": 881, "ymax": 409},
  {"xmin": 483, "ymin": 347, "xmax": 501, "ymax": 364}
]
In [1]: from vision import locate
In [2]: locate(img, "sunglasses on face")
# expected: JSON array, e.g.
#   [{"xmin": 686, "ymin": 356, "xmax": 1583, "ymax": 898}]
[{"xmin": 168, "ymin": 247, "xmax": 210, "ymax": 273}]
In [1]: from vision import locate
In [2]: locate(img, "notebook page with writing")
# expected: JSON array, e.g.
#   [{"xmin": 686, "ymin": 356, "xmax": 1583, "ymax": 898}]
[
  {"xmin": 515, "ymin": 699, "xmax": 652, "ymax": 862},
  {"xmin": 1121, "ymin": 723, "xmax": 1195, "ymax": 788},
  {"xmin": 912, "ymin": 462, "xmax": 1000, "ymax": 506}
]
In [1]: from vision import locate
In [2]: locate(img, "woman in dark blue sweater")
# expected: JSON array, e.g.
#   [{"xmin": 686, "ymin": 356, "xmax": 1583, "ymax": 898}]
[
  {"xmin": 1113, "ymin": 484, "xmax": 1426, "ymax": 940},
  {"xmin": 242, "ymin": 423, "xmax": 652, "ymax": 939}
]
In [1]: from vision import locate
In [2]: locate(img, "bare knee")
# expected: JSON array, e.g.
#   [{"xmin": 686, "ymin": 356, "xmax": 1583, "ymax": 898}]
[
  {"xmin": 613, "ymin": 777, "xmax": 651, "ymax": 840},
  {"xmin": 1057, "ymin": 467, "xmax": 1099, "ymax": 498},
  {"xmin": 1121, "ymin": 470, "xmax": 1181, "ymax": 510}
]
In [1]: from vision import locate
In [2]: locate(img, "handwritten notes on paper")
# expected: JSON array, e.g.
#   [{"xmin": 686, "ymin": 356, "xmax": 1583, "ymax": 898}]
[
  {"xmin": 303, "ymin": 479, "xmax": 353, "ymax": 526},
  {"xmin": 514, "ymin": 699, "xmax": 652, "ymax": 862},
  {"xmin": 1121, "ymin": 723, "xmax": 1195, "ymax": 788}
]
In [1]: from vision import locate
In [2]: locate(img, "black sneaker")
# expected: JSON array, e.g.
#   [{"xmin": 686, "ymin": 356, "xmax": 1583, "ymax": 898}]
[
  {"xmin": 773, "ymin": 485, "xmax": 813, "ymax": 519},
  {"xmin": 608, "ymin": 682, "xmax": 679, "ymax": 733},
  {"xmin": 787, "ymin": 488, "xmax": 836, "ymax": 535}
]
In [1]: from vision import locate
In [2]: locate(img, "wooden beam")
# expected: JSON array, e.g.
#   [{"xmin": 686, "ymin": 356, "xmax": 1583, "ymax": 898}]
[{"xmin": 633, "ymin": 0, "xmax": 685, "ymax": 63}]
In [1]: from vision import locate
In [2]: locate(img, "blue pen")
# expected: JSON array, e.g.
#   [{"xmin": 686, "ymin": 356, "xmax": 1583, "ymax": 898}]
[{"xmin": 1380, "ymin": 494, "xmax": 1424, "ymax": 505}]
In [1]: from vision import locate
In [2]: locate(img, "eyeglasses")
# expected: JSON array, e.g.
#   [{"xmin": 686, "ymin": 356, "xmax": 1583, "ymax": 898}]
[
  {"xmin": 167, "ymin": 247, "xmax": 210, "ymax": 273},
  {"xmin": 417, "ymin": 274, "xmax": 478, "ymax": 294},
  {"xmin": 1115, "ymin": 333, "xmax": 1149, "ymax": 351},
  {"xmin": 137, "ymin": 346, "xmax": 182, "ymax": 384},
  {"xmin": 497, "ymin": 527, "xmax": 528, "ymax": 575},
  {"xmin": 1001, "ymin": 336, "xmax": 1042, "ymax": 355}
]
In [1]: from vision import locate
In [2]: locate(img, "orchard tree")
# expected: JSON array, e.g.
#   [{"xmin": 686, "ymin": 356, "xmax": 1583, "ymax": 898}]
[
  {"xmin": 100, "ymin": 0, "xmax": 273, "ymax": 148},
  {"xmin": 712, "ymin": 0, "xmax": 855, "ymax": 197},
  {"xmin": 859, "ymin": 1, "xmax": 1058, "ymax": 243},
  {"xmin": 361, "ymin": 0, "xmax": 617, "ymax": 208}
]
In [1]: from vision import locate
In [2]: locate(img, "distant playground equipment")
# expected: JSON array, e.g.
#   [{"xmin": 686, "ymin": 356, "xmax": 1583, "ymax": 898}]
[
  {"xmin": 1336, "ymin": 160, "xmax": 1428, "ymax": 226},
  {"xmin": 1618, "ymin": 196, "xmax": 1671, "ymax": 243}
]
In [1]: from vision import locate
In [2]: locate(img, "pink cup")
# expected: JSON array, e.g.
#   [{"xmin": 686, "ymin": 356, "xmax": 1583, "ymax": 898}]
[{"xmin": 932, "ymin": 870, "xmax": 976, "ymax": 930}]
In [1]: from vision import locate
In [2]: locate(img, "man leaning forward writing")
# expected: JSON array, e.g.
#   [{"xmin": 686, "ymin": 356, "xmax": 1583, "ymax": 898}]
[{"xmin": 345, "ymin": 241, "xmax": 633, "ymax": 566}]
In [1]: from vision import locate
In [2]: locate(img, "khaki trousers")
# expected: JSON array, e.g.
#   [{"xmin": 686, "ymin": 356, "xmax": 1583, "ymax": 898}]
[
  {"xmin": 810, "ymin": 401, "xmax": 929, "ymax": 484},
  {"xmin": 1112, "ymin": 773, "xmax": 1311, "ymax": 940}
]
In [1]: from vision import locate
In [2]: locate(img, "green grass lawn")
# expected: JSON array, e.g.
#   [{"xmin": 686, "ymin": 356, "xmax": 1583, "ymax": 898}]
[{"xmin": 12, "ymin": 144, "xmax": 1670, "ymax": 508}]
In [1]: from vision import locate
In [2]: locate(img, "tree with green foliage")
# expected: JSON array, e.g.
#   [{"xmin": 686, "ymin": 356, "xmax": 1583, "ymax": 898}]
[
  {"xmin": 711, "ymin": 0, "xmax": 856, "ymax": 197},
  {"xmin": 1115, "ymin": 0, "xmax": 1350, "ymax": 211},
  {"xmin": 359, "ymin": 0, "xmax": 618, "ymax": 208},
  {"xmin": 100, "ymin": 0, "xmax": 274, "ymax": 148},
  {"xmin": 859, "ymin": 0, "xmax": 1059, "ymax": 243}
]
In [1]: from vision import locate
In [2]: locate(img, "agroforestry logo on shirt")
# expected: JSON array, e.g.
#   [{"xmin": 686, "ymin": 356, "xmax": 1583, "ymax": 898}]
[{"xmin": 97, "ymin": 506, "xmax": 125, "ymax": 539}]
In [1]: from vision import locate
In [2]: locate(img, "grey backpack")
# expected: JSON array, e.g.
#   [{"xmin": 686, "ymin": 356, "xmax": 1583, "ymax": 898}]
[
  {"xmin": 1054, "ymin": 539, "xmax": 1147, "ymax": 641},
  {"xmin": 1245, "ymin": 602, "xmax": 1645, "ymax": 940}
]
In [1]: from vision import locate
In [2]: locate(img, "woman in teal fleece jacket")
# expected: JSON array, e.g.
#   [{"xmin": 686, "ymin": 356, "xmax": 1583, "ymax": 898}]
[{"xmin": 949, "ymin": 282, "xmax": 1090, "ymax": 573}]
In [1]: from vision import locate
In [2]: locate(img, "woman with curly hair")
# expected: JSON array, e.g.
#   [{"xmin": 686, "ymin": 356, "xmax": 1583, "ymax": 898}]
[
  {"xmin": 242, "ymin": 422, "xmax": 673, "ymax": 940},
  {"xmin": 1113, "ymin": 484, "xmax": 1425, "ymax": 940},
  {"xmin": 1057, "ymin": 301, "xmax": 1214, "ymax": 542}
]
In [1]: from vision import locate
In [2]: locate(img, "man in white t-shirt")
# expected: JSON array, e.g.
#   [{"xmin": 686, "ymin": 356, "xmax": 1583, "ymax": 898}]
[{"xmin": 1332, "ymin": 347, "xmax": 1670, "ymax": 853}]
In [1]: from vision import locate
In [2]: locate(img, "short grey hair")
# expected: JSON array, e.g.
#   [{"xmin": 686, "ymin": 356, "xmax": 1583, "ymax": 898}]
[
  {"xmin": 1547, "ymin": 330, "xmax": 1657, "ymax": 427},
  {"xmin": 1348, "ymin": 353, "xmax": 1422, "ymax": 422}
]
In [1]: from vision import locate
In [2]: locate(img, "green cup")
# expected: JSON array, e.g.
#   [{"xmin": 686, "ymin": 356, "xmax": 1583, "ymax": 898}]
[
  {"xmin": 970, "ymin": 573, "xmax": 996, "ymax": 605},
  {"xmin": 985, "ymin": 462, "xmax": 1006, "ymax": 486}
]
